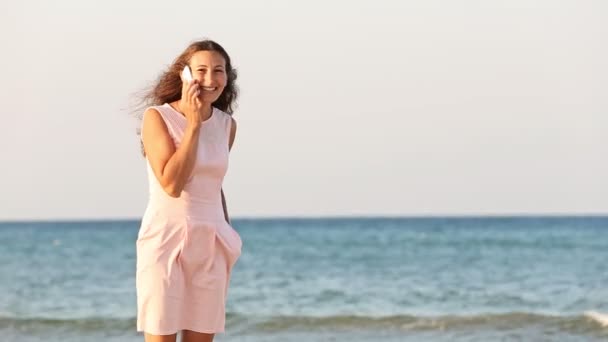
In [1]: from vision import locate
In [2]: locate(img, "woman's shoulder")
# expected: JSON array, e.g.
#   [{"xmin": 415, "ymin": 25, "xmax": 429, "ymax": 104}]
[
  {"xmin": 143, "ymin": 103, "xmax": 171, "ymax": 117},
  {"xmin": 214, "ymin": 106, "xmax": 231, "ymax": 116},
  {"xmin": 214, "ymin": 107, "xmax": 234, "ymax": 123}
]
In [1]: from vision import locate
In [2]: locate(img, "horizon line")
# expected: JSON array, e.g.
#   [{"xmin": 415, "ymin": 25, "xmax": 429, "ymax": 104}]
[{"xmin": 1, "ymin": 212, "xmax": 607, "ymax": 224}]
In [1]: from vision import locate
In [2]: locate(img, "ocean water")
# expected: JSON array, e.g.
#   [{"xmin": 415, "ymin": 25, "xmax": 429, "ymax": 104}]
[{"xmin": 1, "ymin": 216, "xmax": 607, "ymax": 341}]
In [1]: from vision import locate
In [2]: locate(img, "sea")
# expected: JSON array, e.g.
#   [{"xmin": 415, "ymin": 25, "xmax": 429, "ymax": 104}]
[{"xmin": 1, "ymin": 216, "xmax": 607, "ymax": 341}]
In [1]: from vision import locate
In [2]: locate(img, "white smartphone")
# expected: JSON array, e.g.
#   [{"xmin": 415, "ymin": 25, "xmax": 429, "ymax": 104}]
[{"xmin": 181, "ymin": 65, "xmax": 193, "ymax": 82}]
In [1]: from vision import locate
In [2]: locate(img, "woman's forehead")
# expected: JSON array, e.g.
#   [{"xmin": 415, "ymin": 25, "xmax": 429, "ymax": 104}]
[{"xmin": 189, "ymin": 50, "xmax": 226, "ymax": 67}]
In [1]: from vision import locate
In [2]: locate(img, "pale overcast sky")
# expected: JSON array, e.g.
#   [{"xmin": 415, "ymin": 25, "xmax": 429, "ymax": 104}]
[{"xmin": 0, "ymin": 0, "xmax": 606, "ymax": 220}]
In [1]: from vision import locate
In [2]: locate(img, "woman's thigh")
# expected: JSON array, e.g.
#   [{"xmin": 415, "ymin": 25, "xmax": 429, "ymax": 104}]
[
  {"xmin": 144, "ymin": 332, "xmax": 177, "ymax": 342},
  {"xmin": 181, "ymin": 329, "xmax": 215, "ymax": 342}
]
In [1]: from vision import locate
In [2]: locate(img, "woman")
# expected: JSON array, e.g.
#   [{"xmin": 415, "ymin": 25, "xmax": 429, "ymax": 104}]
[{"xmin": 135, "ymin": 39, "xmax": 243, "ymax": 342}]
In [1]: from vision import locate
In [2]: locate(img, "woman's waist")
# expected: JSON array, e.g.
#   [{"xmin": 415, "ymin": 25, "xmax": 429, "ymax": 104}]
[{"xmin": 144, "ymin": 198, "xmax": 224, "ymax": 220}]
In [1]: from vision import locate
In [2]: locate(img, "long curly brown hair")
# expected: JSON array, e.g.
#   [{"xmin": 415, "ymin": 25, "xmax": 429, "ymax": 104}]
[{"xmin": 133, "ymin": 39, "xmax": 239, "ymax": 155}]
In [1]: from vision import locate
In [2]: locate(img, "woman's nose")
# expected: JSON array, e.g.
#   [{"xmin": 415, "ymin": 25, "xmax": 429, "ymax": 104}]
[{"xmin": 202, "ymin": 71, "xmax": 215, "ymax": 85}]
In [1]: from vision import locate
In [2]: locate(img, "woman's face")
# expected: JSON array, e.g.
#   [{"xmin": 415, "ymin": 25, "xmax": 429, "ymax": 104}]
[{"xmin": 187, "ymin": 50, "xmax": 227, "ymax": 103}]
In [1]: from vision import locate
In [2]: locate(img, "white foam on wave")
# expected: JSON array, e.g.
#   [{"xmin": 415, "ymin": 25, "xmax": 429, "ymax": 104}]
[{"xmin": 584, "ymin": 311, "xmax": 608, "ymax": 326}]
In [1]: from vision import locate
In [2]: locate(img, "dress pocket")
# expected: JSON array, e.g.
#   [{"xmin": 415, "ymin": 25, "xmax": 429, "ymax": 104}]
[{"xmin": 222, "ymin": 222, "xmax": 243, "ymax": 261}]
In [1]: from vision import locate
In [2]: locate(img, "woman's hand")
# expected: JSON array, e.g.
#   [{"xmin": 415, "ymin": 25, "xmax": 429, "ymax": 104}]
[{"xmin": 180, "ymin": 78, "xmax": 203, "ymax": 130}]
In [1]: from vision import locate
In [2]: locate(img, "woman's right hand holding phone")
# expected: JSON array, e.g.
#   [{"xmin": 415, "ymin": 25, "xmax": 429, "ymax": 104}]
[{"xmin": 180, "ymin": 67, "xmax": 203, "ymax": 130}]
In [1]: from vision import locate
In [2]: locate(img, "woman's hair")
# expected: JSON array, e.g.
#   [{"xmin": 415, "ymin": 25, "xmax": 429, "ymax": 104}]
[{"xmin": 133, "ymin": 39, "xmax": 239, "ymax": 154}]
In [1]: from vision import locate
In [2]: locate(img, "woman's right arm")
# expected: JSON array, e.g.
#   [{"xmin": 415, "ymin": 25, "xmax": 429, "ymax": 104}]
[{"xmin": 142, "ymin": 108, "xmax": 201, "ymax": 198}]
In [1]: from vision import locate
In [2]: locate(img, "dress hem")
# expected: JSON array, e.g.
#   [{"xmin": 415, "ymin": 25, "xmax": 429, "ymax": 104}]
[{"xmin": 137, "ymin": 326, "xmax": 225, "ymax": 335}]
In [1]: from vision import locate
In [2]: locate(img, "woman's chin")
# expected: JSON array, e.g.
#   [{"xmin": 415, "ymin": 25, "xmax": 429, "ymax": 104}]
[{"xmin": 200, "ymin": 94, "xmax": 220, "ymax": 103}]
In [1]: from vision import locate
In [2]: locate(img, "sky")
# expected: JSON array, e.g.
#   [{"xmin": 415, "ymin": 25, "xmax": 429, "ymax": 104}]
[{"xmin": 0, "ymin": 0, "xmax": 606, "ymax": 220}]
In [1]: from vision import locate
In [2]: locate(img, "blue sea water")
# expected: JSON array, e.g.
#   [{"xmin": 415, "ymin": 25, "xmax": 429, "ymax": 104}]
[{"xmin": 1, "ymin": 216, "xmax": 607, "ymax": 341}]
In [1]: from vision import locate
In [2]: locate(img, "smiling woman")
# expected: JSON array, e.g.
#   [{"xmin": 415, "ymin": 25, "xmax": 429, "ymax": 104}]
[
  {"xmin": 131, "ymin": 40, "xmax": 242, "ymax": 342},
  {"xmin": 138, "ymin": 40, "xmax": 238, "ymax": 129}
]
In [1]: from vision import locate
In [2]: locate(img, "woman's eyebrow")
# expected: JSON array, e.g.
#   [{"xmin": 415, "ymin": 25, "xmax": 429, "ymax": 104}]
[{"xmin": 194, "ymin": 64, "xmax": 225, "ymax": 69}]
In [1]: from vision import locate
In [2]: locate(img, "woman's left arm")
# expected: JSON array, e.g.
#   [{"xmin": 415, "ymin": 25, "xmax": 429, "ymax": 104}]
[{"xmin": 222, "ymin": 117, "xmax": 238, "ymax": 224}]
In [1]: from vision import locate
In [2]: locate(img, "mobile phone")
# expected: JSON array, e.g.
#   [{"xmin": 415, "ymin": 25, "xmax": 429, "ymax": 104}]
[{"xmin": 181, "ymin": 65, "xmax": 193, "ymax": 82}]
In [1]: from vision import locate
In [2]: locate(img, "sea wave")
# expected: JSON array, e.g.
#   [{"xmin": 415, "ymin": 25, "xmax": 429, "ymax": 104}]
[
  {"xmin": 1, "ymin": 311, "xmax": 607, "ymax": 334},
  {"xmin": 252, "ymin": 312, "xmax": 608, "ymax": 333}
]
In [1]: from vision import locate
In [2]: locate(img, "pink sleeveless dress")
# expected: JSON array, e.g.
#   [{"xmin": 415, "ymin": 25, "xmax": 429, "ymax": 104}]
[{"xmin": 136, "ymin": 103, "xmax": 242, "ymax": 335}]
